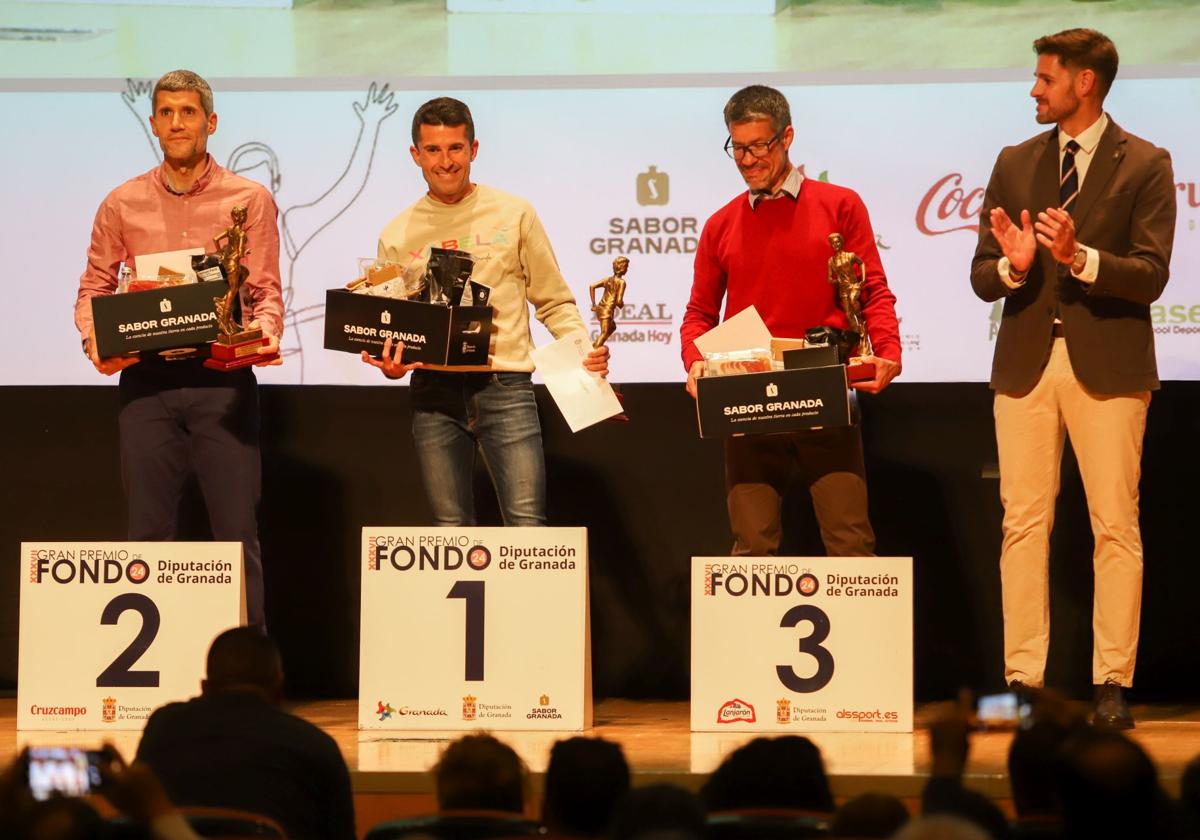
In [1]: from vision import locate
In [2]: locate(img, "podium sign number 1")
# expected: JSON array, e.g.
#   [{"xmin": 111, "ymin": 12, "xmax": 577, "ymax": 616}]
[{"xmin": 359, "ymin": 528, "xmax": 591, "ymax": 731}]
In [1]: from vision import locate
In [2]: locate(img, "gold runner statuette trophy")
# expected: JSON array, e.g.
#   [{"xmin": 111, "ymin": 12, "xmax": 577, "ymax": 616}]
[
  {"xmin": 204, "ymin": 205, "xmax": 279, "ymax": 371},
  {"xmin": 588, "ymin": 255, "xmax": 630, "ymax": 421},
  {"xmin": 589, "ymin": 256, "xmax": 628, "ymax": 350},
  {"xmin": 824, "ymin": 232, "xmax": 875, "ymax": 383}
]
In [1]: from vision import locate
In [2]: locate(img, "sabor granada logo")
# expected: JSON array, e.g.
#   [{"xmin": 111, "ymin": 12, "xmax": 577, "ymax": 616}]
[
  {"xmin": 717, "ymin": 698, "xmax": 756, "ymax": 724},
  {"xmin": 917, "ymin": 172, "xmax": 983, "ymax": 236}
]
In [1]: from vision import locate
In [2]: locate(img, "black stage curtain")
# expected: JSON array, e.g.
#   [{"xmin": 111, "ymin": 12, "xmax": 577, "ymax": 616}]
[{"xmin": 4, "ymin": 382, "xmax": 1199, "ymax": 701}]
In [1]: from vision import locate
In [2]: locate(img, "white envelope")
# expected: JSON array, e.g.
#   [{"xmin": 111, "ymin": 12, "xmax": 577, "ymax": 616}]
[
  {"xmin": 693, "ymin": 305, "xmax": 773, "ymax": 355},
  {"xmin": 532, "ymin": 331, "xmax": 624, "ymax": 433}
]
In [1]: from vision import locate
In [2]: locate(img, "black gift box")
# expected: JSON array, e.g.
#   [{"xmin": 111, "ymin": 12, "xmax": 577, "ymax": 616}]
[
  {"xmin": 91, "ymin": 281, "xmax": 224, "ymax": 357},
  {"xmin": 323, "ymin": 289, "xmax": 493, "ymax": 366},
  {"xmin": 695, "ymin": 365, "xmax": 851, "ymax": 438}
]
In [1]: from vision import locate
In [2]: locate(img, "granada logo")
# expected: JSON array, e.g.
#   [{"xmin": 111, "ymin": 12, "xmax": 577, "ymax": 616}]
[
  {"xmin": 376, "ymin": 701, "xmax": 395, "ymax": 721},
  {"xmin": 717, "ymin": 698, "xmax": 756, "ymax": 724},
  {"xmin": 397, "ymin": 706, "xmax": 448, "ymax": 718},
  {"xmin": 916, "ymin": 173, "xmax": 983, "ymax": 236}
]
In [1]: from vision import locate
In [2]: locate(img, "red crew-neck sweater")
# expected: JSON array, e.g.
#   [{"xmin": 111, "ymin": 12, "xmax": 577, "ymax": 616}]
[{"xmin": 680, "ymin": 178, "xmax": 900, "ymax": 370}]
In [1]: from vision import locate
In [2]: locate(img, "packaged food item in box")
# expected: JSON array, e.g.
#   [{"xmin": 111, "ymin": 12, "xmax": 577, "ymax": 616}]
[{"xmin": 702, "ymin": 347, "xmax": 773, "ymax": 376}]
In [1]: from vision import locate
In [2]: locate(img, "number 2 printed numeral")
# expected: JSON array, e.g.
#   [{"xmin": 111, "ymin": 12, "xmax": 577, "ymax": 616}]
[{"xmin": 96, "ymin": 593, "xmax": 161, "ymax": 688}]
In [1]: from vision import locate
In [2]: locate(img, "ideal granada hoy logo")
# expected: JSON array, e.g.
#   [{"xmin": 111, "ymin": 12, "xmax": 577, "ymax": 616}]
[{"xmin": 716, "ymin": 699, "xmax": 756, "ymax": 724}]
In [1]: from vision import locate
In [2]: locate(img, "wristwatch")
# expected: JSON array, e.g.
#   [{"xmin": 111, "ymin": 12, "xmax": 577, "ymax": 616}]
[{"xmin": 1070, "ymin": 247, "xmax": 1088, "ymax": 274}]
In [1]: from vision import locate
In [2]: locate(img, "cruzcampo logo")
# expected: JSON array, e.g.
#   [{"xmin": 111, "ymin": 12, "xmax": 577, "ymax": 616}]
[{"xmin": 636, "ymin": 166, "xmax": 669, "ymax": 206}]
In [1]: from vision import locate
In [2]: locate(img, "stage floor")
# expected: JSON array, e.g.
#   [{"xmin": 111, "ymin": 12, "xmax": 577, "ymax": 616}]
[{"xmin": 6, "ymin": 696, "xmax": 1200, "ymax": 803}]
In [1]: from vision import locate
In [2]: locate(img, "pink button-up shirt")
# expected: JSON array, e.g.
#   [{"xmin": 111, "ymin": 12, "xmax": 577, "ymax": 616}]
[{"xmin": 75, "ymin": 156, "xmax": 284, "ymax": 341}]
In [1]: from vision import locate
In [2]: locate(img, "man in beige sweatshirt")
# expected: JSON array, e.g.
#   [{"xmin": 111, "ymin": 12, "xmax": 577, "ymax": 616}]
[{"xmin": 363, "ymin": 97, "xmax": 608, "ymax": 525}]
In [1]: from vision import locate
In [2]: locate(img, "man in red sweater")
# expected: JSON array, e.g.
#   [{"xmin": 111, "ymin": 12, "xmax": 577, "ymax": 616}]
[{"xmin": 680, "ymin": 85, "xmax": 902, "ymax": 556}]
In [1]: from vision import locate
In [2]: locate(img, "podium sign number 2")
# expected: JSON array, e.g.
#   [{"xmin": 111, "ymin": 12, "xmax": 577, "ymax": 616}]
[
  {"xmin": 359, "ymin": 528, "xmax": 591, "ymax": 731},
  {"xmin": 18, "ymin": 543, "xmax": 245, "ymax": 730}
]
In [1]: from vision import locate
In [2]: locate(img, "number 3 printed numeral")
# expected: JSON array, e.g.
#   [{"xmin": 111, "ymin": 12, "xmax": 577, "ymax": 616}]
[{"xmin": 776, "ymin": 604, "xmax": 834, "ymax": 693}]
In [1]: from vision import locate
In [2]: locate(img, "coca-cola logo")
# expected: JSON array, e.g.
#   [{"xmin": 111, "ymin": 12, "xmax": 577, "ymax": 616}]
[{"xmin": 917, "ymin": 173, "xmax": 984, "ymax": 236}]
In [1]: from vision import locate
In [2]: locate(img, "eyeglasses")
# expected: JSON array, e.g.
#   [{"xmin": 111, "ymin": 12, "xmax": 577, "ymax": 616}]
[{"xmin": 724, "ymin": 130, "xmax": 785, "ymax": 160}]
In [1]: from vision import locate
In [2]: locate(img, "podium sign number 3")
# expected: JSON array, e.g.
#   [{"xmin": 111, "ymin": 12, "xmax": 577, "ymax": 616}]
[{"xmin": 691, "ymin": 557, "xmax": 913, "ymax": 733}]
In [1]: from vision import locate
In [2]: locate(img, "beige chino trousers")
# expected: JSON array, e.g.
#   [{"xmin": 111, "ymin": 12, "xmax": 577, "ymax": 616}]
[{"xmin": 994, "ymin": 338, "xmax": 1149, "ymax": 688}]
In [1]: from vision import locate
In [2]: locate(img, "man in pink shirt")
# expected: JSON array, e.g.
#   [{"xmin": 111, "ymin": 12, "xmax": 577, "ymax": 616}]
[
  {"xmin": 680, "ymin": 85, "xmax": 902, "ymax": 557},
  {"xmin": 74, "ymin": 69, "xmax": 283, "ymax": 628}
]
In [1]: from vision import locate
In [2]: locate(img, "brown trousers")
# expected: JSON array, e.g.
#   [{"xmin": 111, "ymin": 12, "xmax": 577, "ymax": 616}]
[{"xmin": 725, "ymin": 424, "xmax": 875, "ymax": 557}]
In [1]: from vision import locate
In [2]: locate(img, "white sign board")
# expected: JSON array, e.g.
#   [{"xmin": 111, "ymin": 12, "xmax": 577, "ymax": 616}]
[
  {"xmin": 19, "ymin": 542, "xmax": 245, "ymax": 730},
  {"xmin": 359, "ymin": 527, "xmax": 591, "ymax": 731},
  {"xmin": 691, "ymin": 556, "xmax": 912, "ymax": 733}
]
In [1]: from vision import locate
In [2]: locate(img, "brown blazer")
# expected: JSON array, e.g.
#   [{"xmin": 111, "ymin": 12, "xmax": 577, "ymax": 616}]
[{"xmin": 971, "ymin": 119, "xmax": 1176, "ymax": 394}]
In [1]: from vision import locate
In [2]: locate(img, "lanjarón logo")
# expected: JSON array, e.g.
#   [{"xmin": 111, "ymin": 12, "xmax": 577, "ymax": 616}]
[{"xmin": 716, "ymin": 698, "xmax": 756, "ymax": 724}]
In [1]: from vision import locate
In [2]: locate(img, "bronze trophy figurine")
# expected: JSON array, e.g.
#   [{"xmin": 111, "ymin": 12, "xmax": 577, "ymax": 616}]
[
  {"xmin": 825, "ymin": 232, "xmax": 875, "ymax": 382},
  {"xmin": 588, "ymin": 256, "xmax": 630, "ymax": 421},
  {"xmin": 589, "ymin": 256, "xmax": 629, "ymax": 349},
  {"xmin": 204, "ymin": 205, "xmax": 279, "ymax": 370}
]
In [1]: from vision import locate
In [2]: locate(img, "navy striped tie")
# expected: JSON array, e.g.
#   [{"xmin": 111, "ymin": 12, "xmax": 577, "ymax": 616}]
[{"xmin": 1060, "ymin": 139, "xmax": 1081, "ymax": 212}]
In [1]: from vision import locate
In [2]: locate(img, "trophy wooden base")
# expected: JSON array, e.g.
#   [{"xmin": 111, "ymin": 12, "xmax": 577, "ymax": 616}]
[
  {"xmin": 846, "ymin": 359, "xmax": 877, "ymax": 383},
  {"xmin": 203, "ymin": 331, "xmax": 278, "ymax": 372}
]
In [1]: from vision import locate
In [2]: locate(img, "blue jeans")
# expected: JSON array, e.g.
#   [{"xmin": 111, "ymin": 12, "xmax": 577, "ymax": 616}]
[{"xmin": 410, "ymin": 370, "xmax": 547, "ymax": 526}]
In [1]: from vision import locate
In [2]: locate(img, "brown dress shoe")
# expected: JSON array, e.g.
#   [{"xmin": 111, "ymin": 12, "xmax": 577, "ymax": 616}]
[{"xmin": 1093, "ymin": 679, "xmax": 1134, "ymax": 730}]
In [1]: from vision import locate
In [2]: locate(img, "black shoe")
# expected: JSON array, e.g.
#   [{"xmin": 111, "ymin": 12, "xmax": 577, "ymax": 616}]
[
  {"xmin": 1093, "ymin": 679, "xmax": 1134, "ymax": 730},
  {"xmin": 1008, "ymin": 680, "xmax": 1037, "ymax": 704}
]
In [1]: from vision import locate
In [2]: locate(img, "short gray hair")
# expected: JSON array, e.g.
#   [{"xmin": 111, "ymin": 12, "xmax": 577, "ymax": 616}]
[
  {"xmin": 152, "ymin": 69, "xmax": 214, "ymax": 116},
  {"xmin": 723, "ymin": 85, "xmax": 791, "ymax": 134}
]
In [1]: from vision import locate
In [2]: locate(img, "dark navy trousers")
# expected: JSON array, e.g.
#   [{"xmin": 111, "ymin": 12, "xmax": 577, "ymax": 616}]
[{"xmin": 118, "ymin": 361, "xmax": 265, "ymax": 628}]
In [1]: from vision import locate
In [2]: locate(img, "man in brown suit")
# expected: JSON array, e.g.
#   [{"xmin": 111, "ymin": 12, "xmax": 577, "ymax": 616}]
[{"xmin": 971, "ymin": 28, "xmax": 1175, "ymax": 730}]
